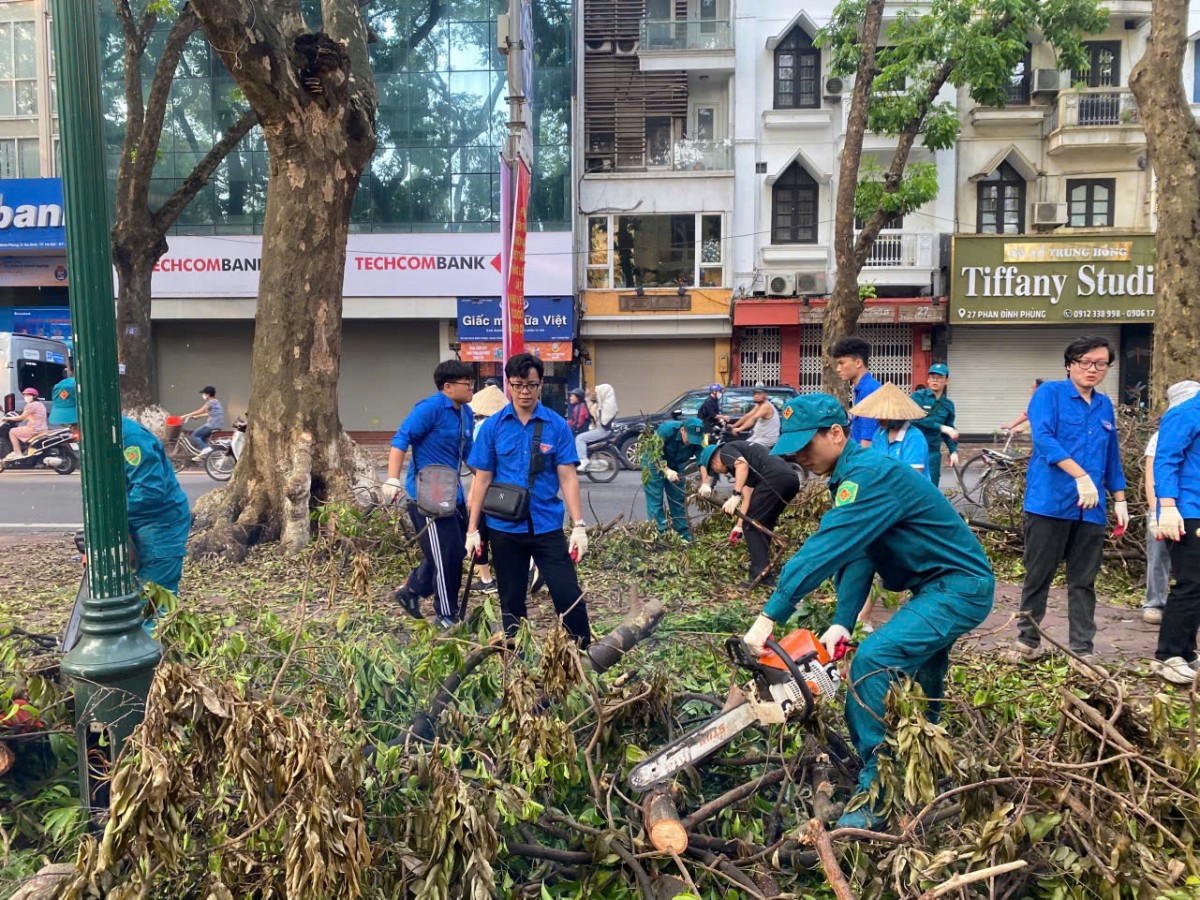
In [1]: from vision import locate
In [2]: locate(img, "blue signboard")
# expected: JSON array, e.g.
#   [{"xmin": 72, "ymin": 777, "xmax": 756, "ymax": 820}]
[
  {"xmin": 0, "ymin": 179, "xmax": 66, "ymax": 250},
  {"xmin": 457, "ymin": 296, "xmax": 574, "ymax": 341},
  {"xmin": 12, "ymin": 307, "xmax": 72, "ymax": 341}
]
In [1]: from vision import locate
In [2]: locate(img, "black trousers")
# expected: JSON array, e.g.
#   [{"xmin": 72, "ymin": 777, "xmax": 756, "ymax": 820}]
[
  {"xmin": 1157, "ymin": 519, "xmax": 1200, "ymax": 662},
  {"xmin": 490, "ymin": 528, "xmax": 591, "ymax": 647},
  {"xmin": 405, "ymin": 502, "xmax": 467, "ymax": 620},
  {"xmin": 1017, "ymin": 513, "xmax": 1105, "ymax": 654},
  {"xmin": 744, "ymin": 472, "xmax": 800, "ymax": 579}
]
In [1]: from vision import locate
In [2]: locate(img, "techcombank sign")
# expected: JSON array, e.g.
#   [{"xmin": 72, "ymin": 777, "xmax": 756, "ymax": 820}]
[
  {"xmin": 148, "ymin": 232, "xmax": 572, "ymax": 298},
  {"xmin": 950, "ymin": 234, "xmax": 1156, "ymax": 324}
]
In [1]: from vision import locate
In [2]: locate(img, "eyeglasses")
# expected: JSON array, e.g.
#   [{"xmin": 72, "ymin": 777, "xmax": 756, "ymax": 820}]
[
  {"xmin": 447, "ymin": 380, "xmax": 475, "ymax": 388},
  {"xmin": 509, "ymin": 381, "xmax": 543, "ymax": 393},
  {"xmin": 1071, "ymin": 360, "xmax": 1111, "ymax": 371}
]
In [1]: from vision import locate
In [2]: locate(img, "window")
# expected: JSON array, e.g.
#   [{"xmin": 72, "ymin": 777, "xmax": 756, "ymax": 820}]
[
  {"xmin": 0, "ymin": 137, "xmax": 39, "ymax": 177},
  {"xmin": 1074, "ymin": 41, "xmax": 1121, "ymax": 88},
  {"xmin": 700, "ymin": 214, "xmax": 722, "ymax": 286},
  {"xmin": 1006, "ymin": 47, "xmax": 1032, "ymax": 104},
  {"xmin": 772, "ymin": 163, "xmax": 818, "ymax": 244},
  {"xmin": 587, "ymin": 216, "xmax": 610, "ymax": 288},
  {"xmin": 0, "ymin": 20, "xmax": 38, "ymax": 117},
  {"xmin": 774, "ymin": 28, "xmax": 820, "ymax": 110},
  {"xmin": 694, "ymin": 107, "xmax": 715, "ymax": 141},
  {"xmin": 1067, "ymin": 179, "xmax": 1115, "ymax": 227},
  {"xmin": 976, "ymin": 161, "xmax": 1025, "ymax": 234},
  {"xmin": 645, "ymin": 117, "xmax": 672, "ymax": 167},
  {"xmin": 586, "ymin": 214, "xmax": 724, "ymax": 289}
]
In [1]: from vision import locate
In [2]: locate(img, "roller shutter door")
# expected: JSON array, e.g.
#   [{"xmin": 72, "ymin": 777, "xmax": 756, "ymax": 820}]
[
  {"xmin": 594, "ymin": 339, "xmax": 714, "ymax": 414},
  {"xmin": 948, "ymin": 325, "xmax": 1121, "ymax": 436}
]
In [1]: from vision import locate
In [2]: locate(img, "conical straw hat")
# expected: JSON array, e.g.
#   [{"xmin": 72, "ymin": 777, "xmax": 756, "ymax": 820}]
[
  {"xmin": 849, "ymin": 381, "xmax": 926, "ymax": 420},
  {"xmin": 469, "ymin": 384, "xmax": 507, "ymax": 417}
]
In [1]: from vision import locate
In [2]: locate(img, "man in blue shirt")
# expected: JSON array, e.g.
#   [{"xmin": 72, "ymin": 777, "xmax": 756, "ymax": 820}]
[
  {"xmin": 384, "ymin": 360, "xmax": 476, "ymax": 627},
  {"xmin": 833, "ymin": 336, "xmax": 881, "ymax": 447},
  {"xmin": 741, "ymin": 393, "xmax": 994, "ymax": 829},
  {"xmin": 466, "ymin": 353, "xmax": 591, "ymax": 646},
  {"xmin": 1150, "ymin": 390, "xmax": 1200, "ymax": 684},
  {"xmin": 1009, "ymin": 336, "xmax": 1128, "ymax": 664}
]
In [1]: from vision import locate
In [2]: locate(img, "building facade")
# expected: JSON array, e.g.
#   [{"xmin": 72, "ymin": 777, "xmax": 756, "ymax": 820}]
[{"xmin": 950, "ymin": 0, "xmax": 1153, "ymax": 434}]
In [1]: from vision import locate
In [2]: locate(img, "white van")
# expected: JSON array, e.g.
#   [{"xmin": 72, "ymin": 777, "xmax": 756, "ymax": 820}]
[{"xmin": 0, "ymin": 333, "xmax": 70, "ymax": 413}]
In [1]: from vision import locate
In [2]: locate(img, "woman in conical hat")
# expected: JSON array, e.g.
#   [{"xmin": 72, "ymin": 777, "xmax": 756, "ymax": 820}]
[{"xmin": 850, "ymin": 382, "xmax": 928, "ymax": 475}]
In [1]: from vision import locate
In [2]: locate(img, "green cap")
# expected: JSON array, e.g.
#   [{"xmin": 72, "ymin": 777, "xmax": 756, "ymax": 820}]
[
  {"xmin": 699, "ymin": 444, "xmax": 719, "ymax": 470},
  {"xmin": 772, "ymin": 393, "xmax": 848, "ymax": 456},
  {"xmin": 681, "ymin": 416, "xmax": 705, "ymax": 440},
  {"xmin": 929, "ymin": 363, "xmax": 950, "ymax": 377}
]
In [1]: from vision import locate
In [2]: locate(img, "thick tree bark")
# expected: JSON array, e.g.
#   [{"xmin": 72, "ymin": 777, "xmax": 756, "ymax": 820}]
[
  {"xmin": 821, "ymin": 0, "xmax": 885, "ymax": 397},
  {"xmin": 1129, "ymin": 0, "xmax": 1200, "ymax": 410},
  {"xmin": 109, "ymin": 0, "xmax": 257, "ymax": 414},
  {"xmin": 188, "ymin": 0, "xmax": 377, "ymax": 553}
]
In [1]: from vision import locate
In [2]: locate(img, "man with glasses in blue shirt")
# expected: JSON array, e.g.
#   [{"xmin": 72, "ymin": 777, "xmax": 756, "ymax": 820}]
[
  {"xmin": 385, "ymin": 360, "xmax": 476, "ymax": 627},
  {"xmin": 466, "ymin": 353, "xmax": 592, "ymax": 646},
  {"xmin": 1007, "ymin": 336, "xmax": 1128, "ymax": 666}
]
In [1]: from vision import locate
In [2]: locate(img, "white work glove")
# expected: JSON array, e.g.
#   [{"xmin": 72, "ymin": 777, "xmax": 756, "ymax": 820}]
[
  {"xmin": 381, "ymin": 477, "xmax": 404, "ymax": 504},
  {"xmin": 569, "ymin": 524, "xmax": 588, "ymax": 562},
  {"xmin": 722, "ymin": 494, "xmax": 741, "ymax": 515},
  {"xmin": 465, "ymin": 530, "xmax": 483, "ymax": 559},
  {"xmin": 948, "ymin": 452, "xmax": 959, "ymax": 468},
  {"xmin": 729, "ymin": 523, "xmax": 743, "ymax": 544},
  {"xmin": 1074, "ymin": 474, "xmax": 1099, "ymax": 509},
  {"xmin": 1114, "ymin": 500, "xmax": 1129, "ymax": 530},
  {"xmin": 698, "ymin": 482, "xmax": 713, "ymax": 499},
  {"xmin": 664, "ymin": 467, "xmax": 679, "ymax": 483},
  {"xmin": 939, "ymin": 425, "xmax": 960, "ymax": 441},
  {"xmin": 1156, "ymin": 506, "xmax": 1186, "ymax": 542},
  {"xmin": 819, "ymin": 624, "xmax": 851, "ymax": 660},
  {"xmin": 742, "ymin": 614, "xmax": 775, "ymax": 657},
  {"xmin": 1147, "ymin": 510, "xmax": 1157, "ymax": 535}
]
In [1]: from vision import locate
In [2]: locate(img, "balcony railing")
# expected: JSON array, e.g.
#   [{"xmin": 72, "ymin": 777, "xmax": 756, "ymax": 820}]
[
  {"xmin": 654, "ymin": 139, "xmax": 733, "ymax": 171},
  {"xmin": 1057, "ymin": 88, "xmax": 1140, "ymax": 127},
  {"xmin": 639, "ymin": 18, "xmax": 733, "ymax": 52},
  {"xmin": 857, "ymin": 232, "xmax": 922, "ymax": 268}
]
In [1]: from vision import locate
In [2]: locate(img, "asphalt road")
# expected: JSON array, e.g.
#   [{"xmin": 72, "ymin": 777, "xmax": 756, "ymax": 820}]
[{"xmin": 0, "ymin": 463, "xmax": 970, "ymax": 533}]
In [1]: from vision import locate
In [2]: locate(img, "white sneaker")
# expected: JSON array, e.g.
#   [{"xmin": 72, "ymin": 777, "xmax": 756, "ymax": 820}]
[
  {"xmin": 1151, "ymin": 657, "xmax": 1198, "ymax": 686},
  {"xmin": 577, "ymin": 461, "xmax": 592, "ymax": 473},
  {"xmin": 199, "ymin": 446, "xmax": 214, "ymax": 457},
  {"xmin": 1142, "ymin": 607, "xmax": 1163, "ymax": 625}
]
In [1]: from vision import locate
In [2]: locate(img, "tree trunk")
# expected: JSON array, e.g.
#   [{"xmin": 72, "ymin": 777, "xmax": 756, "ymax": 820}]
[
  {"xmin": 188, "ymin": 0, "xmax": 377, "ymax": 553},
  {"xmin": 821, "ymin": 0, "xmax": 885, "ymax": 397},
  {"xmin": 1129, "ymin": 0, "xmax": 1200, "ymax": 410},
  {"xmin": 113, "ymin": 232, "xmax": 165, "ymax": 413}
]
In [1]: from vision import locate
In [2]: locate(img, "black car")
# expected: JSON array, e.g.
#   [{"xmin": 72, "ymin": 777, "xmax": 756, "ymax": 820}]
[{"xmin": 608, "ymin": 385, "xmax": 799, "ymax": 467}]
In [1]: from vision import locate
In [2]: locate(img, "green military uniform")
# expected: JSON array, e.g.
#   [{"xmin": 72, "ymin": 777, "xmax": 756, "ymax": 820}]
[
  {"xmin": 761, "ymin": 394, "xmax": 994, "ymax": 827},
  {"xmin": 642, "ymin": 417, "xmax": 705, "ymax": 539},
  {"xmin": 123, "ymin": 417, "xmax": 191, "ymax": 597},
  {"xmin": 48, "ymin": 376, "xmax": 77, "ymax": 426},
  {"xmin": 910, "ymin": 373, "xmax": 957, "ymax": 486}
]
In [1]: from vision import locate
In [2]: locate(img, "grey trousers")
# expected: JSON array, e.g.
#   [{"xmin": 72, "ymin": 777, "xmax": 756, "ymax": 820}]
[
  {"xmin": 1145, "ymin": 531, "xmax": 1172, "ymax": 609},
  {"xmin": 1017, "ymin": 513, "xmax": 1106, "ymax": 654}
]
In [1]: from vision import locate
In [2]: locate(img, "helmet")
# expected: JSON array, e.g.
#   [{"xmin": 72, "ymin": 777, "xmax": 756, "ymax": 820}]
[
  {"xmin": 21, "ymin": 388, "xmax": 38, "ymax": 397},
  {"xmin": 753, "ymin": 382, "xmax": 767, "ymax": 392},
  {"xmin": 709, "ymin": 383, "xmax": 722, "ymax": 393},
  {"xmin": 569, "ymin": 388, "xmax": 586, "ymax": 400}
]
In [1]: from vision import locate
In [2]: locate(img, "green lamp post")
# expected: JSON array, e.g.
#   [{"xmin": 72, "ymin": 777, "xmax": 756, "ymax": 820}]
[{"xmin": 50, "ymin": 0, "xmax": 162, "ymax": 809}]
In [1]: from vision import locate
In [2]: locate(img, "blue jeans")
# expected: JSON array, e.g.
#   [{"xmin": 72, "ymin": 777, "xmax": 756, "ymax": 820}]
[
  {"xmin": 846, "ymin": 574, "xmax": 993, "ymax": 793},
  {"xmin": 1145, "ymin": 530, "xmax": 1172, "ymax": 609},
  {"xmin": 192, "ymin": 424, "xmax": 215, "ymax": 450}
]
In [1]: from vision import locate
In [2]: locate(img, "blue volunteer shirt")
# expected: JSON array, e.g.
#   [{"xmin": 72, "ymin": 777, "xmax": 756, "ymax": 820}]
[
  {"xmin": 870, "ymin": 423, "xmax": 927, "ymax": 470},
  {"xmin": 468, "ymin": 401, "xmax": 580, "ymax": 535},
  {"xmin": 1024, "ymin": 379, "xmax": 1125, "ymax": 525},
  {"xmin": 850, "ymin": 372, "xmax": 882, "ymax": 444},
  {"xmin": 1154, "ymin": 395, "xmax": 1200, "ymax": 519},
  {"xmin": 391, "ymin": 392, "xmax": 474, "ymax": 501}
]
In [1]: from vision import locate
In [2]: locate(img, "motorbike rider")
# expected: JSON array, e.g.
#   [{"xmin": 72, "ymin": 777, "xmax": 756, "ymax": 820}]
[
  {"xmin": 698, "ymin": 384, "xmax": 726, "ymax": 432},
  {"xmin": 741, "ymin": 393, "xmax": 994, "ymax": 830},
  {"xmin": 729, "ymin": 384, "xmax": 780, "ymax": 450},
  {"xmin": 181, "ymin": 386, "xmax": 223, "ymax": 462},
  {"xmin": 566, "ymin": 388, "xmax": 592, "ymax": 436},
  {"xmin": 2, "ymin": 388, "xmax": 48, "ymax": 459},
  {"xmin": 576, "ymin": 383, "xmax": 618, "ymax": 472},
  {"xmin": 123, "ymin": 416, "xmax": 192, "ymax": 600},
  {"xmin": 48, "ymin": 365, "xmax": 78, "ymax": 427},
  {"xmin": 642, "ymin": 416, "xmax": 706, "ymax": 541}
]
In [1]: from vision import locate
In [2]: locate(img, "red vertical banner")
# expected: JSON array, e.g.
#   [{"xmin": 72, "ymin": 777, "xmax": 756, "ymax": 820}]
[
  {"xmin": 499, "ymin": 156, "xmax": 514, "ymax": 371},
  {"xmin": 503, "ymin": 158, "xmax": 531, "ymax": 362}
]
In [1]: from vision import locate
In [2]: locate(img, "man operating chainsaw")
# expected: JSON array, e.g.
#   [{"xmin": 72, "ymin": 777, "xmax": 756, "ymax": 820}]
[{"xmin": 741, "ymin": 393, "xmax": 995, "ymax": 830}]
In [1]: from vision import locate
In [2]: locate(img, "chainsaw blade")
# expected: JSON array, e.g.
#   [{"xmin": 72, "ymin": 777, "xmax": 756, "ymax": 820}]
[{"xmin": 628, "ymin": 700, "xmax": 760, "ymax": 792}]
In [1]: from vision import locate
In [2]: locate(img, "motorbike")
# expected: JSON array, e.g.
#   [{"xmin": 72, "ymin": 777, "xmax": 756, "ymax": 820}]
[
  {"xmin": 580, "ymin": 432, "xmax": 622, "ymax": 483},
  {"xmin": 204, "ymin": 416, "xmax": 247, "ymax": 482},
  {"xmin": 0, "ymin": 414, "xmax": 79, "ymax": 475}
]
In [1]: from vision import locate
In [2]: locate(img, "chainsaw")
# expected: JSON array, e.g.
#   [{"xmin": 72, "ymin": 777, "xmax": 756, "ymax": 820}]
[{"xmin": 629, "ymin": 629, "xmax": 846, "ymax": 792}]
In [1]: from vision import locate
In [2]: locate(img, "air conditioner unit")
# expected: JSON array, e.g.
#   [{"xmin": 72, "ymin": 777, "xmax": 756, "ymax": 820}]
[
  {"xmin": 1030, "ymin": 69, "xmax": 1062, "ymax": 96},
  {"xmin": 767, "ymin": 272, "xmax": 796, "ymax": 296},
  {"xmin": 796, "ymin": 270, "xmax": 828, "ymax": 295},
  {"xmin": 1033, "ymin": 202, "xmax": 1067, "ymax": 226},
  {"xmin": 824, "ymin": 76, "xmax": 844, "ymax": 99}
]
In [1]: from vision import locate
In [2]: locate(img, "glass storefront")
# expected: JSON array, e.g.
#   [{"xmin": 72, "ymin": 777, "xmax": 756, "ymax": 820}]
[{"xmin": 98, "ymin": 0, "xmax": 571, "ymax": 234}]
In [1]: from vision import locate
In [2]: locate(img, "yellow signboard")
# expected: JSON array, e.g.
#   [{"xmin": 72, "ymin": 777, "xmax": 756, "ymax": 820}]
[{"xmin": 1002, "ymin": 241, "xmax": 1133, "ymax": 264}]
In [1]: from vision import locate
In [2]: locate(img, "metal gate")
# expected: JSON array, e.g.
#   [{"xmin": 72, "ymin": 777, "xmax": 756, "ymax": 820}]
[
  {"xmin": 738, "ymin": 327, "xmax": 782, "ymax": 386},
  {"xmin": 799, "ymin": 324, "xmax": 914, "ymax": 393}
]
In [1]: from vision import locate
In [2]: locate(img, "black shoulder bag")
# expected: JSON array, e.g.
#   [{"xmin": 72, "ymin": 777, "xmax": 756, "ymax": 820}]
[{"xmin": 482, "ymin": 420, "xmax": 545, "ymax": 522}]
